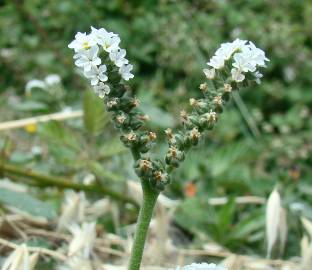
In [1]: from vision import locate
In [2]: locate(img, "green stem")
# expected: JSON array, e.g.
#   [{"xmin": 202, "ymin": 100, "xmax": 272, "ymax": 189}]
[{"xmin": 128, "ymin": 180, "xmax": 159, "ymax": 270}]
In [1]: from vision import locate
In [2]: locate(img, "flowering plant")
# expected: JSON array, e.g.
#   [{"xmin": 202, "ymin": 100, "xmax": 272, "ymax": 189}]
[{"xmin": 68, "ymin": 26, "xmax": 269, "ymax": 270}]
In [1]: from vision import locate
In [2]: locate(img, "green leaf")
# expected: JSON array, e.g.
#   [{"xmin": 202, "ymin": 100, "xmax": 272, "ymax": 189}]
[
  {"xmin": 83, "ymin": 90, "xmax": 109, "ymax": 135},
  {"xmin": 0, "ymin": 188, "xmax": 57, "ymax": 219}
]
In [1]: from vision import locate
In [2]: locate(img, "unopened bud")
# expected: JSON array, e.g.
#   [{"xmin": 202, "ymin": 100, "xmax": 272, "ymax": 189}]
[
  {"xmin": 107, "ymin": 98, "xmax": 118, "ymax": 110},
  {"xmin": 199, "ymin": 83, "xmax": 208, "ymax": 92},
  {"xmin": 189, "ymin": 98, "xmax": 197, "ymax": 106},
  {"xmin": 190, "ymin": 127, "xmax": 201, "ymax": 140},
  {"xmin": 165, "ymin": 128, "xmax": 173, "ymax": 139},
  {"xmin": 139, "ymin": 159, "xmax": 152, "ymax": 172},
  {"xmin": 148, "ymin": 131, "xmax": 157, "ymax": 141},
  {"xmin": 126, "ymin": 132, "xmax": 137, "ymax": 142},
  {"xmin": 188, "ymin": 127, "xmax": 201, "ymax": 145},
  {"xmin": 165, "ymin": 146, "xmax": 185, "ymax": 167},
  {"xmin": 213, "ymin": 95, "xmax": 223, "ymax": 106},
  {"xmin": 224, "ymin": 83, "xmax": 232, "ymax": 93},
  {"xmin": 168, "ymin": 146, "xmax": 178, "ymax": 158},
  {"xmin": 180, "ymin": 110, "xmax": 188, "ymax": 122},
  {"xmin": 132, "ymin": 97, "xmax": 140, "ymax": 107},
  {"xmin": 206, "ymin": 110, "xmax": 217, "ymax": 123},
  {"xmin": 116, "ymin": 114, "xmax": 126, "ymax": 124}
]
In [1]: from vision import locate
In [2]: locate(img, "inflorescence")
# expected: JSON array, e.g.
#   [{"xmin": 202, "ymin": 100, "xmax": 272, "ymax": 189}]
[
  {"xmin": 68, "ymin": 27, "xmax": 134, "ymax": 99},
  {"xmin": 163, "ymin": 39, "xmax": 269, "ymax": 178},
  {"xmin": 69, "ymin": 31, "xmax": 269, "ymax": 192}
]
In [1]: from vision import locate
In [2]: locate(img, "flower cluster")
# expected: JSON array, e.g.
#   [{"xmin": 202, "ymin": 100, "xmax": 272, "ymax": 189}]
[
  {"xmin": 68, "ymin": 27, "xmax": 134, "ymax": 99},
  {"xmin": 204, "ymin": 39, "xmax": 269, "ymax": 83},
  {"xmin": 164, "ymin": 39, "xmax": 269, "ymax": 177}
]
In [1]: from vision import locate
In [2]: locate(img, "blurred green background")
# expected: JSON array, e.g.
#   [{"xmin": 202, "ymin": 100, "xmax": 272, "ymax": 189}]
[{"xmin": 0, "ymin": 0, "xmax": 311, "ymax": 261}]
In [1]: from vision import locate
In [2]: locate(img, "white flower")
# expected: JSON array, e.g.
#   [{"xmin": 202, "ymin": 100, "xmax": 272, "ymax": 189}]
[
  {"xmin": 248, "ymin": 41, "xmax": 269, "ymax": 66},
  {"xmin": 109, "ymin": 48, "xmax": 128, "ymax": 67},
  {"xmin": 233, "ymin": 52, "xmax": 256, "ymax": 72},
  {"xmin": 2, "ymin": 244, "xmax": 38, "ymax": 270},
  {"xmin": 91, "ymin": 26, "xmax": 120, "ymax": 52},
  {"xmin": 206, "ymin": 39, "xmax": 269, "ymax": 84},
  {"xmin": 70, "ymin": 27, "xmax": 135, "ymax": 85},
  {"xmin": 84, "ymin": 64, "xmax": 108, "ymax": 85},
  {"xmin": 74, "ymin": 45, "xmax": 101, "ymax": 72},
  {"xmin": 68, "ymin": 32, "xmax": 97, "ymax": 52},
  {"xmin": 119, "ymin": 64, "xmax": 134, "ymax": 81},
  {"xmin": 207, "ymin": 55, "xmax": 225, "ymax": 69},
  {"xmin": 93, "ymin": 82, "xmax": 110, "ymax": 98},
  {"xmin": 68, "ymin": 222, "xmax": 96, "ymax": 258},
  {"xmin": 203, "ymin": 68, "xmax": 215, "ymax": 79},
  {"xmin": 176, "ymin": 263, "xmax": 227, "ymax": 270},
  {"xmin": 231, "ymin": 68, "xmax": 245, "ymax": 82},
  {"xmin": 208, "ymin": 39, "xmax": 248, "ymax": 69}
]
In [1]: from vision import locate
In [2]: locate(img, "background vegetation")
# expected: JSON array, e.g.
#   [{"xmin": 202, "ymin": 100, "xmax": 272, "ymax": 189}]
[{"xmin": 0, "ymin": 0, "xmax": 311, "ymax": 268}]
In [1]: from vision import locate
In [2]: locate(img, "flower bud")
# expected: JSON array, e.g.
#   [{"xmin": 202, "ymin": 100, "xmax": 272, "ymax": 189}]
[
  {"xmin": 165, "ymin": 128, "xmax": 174, "ymax": 140},
  {"xmin": 150, "ymin": 170, "xmax": 170, "ymax": 191},
  {"xmin": 180, "ymin": 110, "xmax": 188, "ymax": 123},
  {"xmin": 106, "ymin": 98, "xmax": 119, "ymax": 111},
  {"xmin": 165, "ymin": 146, "xmax": 185, "ymax": 167},
  {"xmin": 113, "ymin": 112, "xmax": 129, "ymax": 129},
  {"xmin": 188, "ymin": 127, "xmax": 201, "ymax": 145},
  {"xmin": 138, "ymin": 131, "xmax": 157, "ymax": 153},
  {"xmin": 120, "ymin": 131, "xmax": 138, "ymax": 147},
  {"xmin": 134, "ymin": 158, "xmax": 153, "ymax": 178},
  {"xmin": 213, "ymin": 95, "xmax": 223, "ymax": 113},
  {"xmin": 200, "ymin": 110, "xmax": 217, "ymax": 130},
  {"xmin": 224, "ymin": 83, "xmax": 232, "ymax": 93},
  {"xmin": 199, "ymin": 83, "xmax": 208, "ymax": 93}
]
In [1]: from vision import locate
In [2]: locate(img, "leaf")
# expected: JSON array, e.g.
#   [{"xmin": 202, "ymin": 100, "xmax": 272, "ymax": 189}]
[
  {"xmin": 0, "ymin": 188, "xmax": 57, "ymax": 219},
  {"xmin": 83, "ymin": 90, "xmax": 109, "ymax": 135}
]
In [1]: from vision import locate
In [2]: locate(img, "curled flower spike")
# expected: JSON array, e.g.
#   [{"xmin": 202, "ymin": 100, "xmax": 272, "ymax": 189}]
[
  {"xmin": 164, "ymin": 39, "xmax": 269, "ymax": 176},
  {"xmin": 68, "ymin": 26, "xmax": 134, "ymax": 99}
]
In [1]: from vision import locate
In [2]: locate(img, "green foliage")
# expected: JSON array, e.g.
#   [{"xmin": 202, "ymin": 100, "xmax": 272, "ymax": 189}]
[{"xmin": 0, "ymin": 188, "xmax": 57, "ymax": 219}]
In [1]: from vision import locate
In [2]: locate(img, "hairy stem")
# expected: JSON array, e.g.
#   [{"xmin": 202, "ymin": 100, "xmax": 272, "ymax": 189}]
[
  {"xmin": 128, "ymin": 180, "xmax": 159, "ymax": 270},
  {"xmin": 0, "ymin": 162, "xmax": 138, "ymax": 207}
]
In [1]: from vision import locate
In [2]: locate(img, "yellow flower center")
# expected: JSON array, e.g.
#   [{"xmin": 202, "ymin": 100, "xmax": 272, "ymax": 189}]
[{"xmin": 82, "ymin": 42, "xmax": 90, "ymax": 49}]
